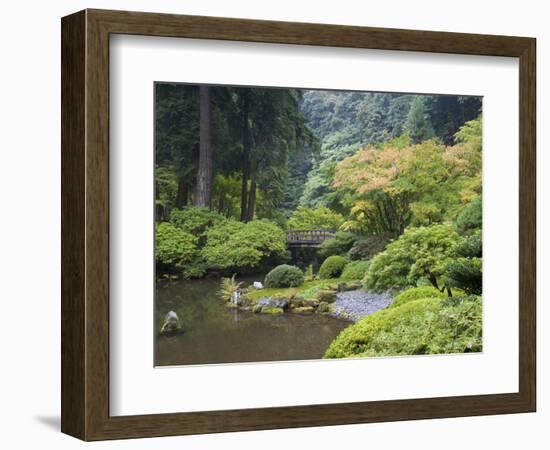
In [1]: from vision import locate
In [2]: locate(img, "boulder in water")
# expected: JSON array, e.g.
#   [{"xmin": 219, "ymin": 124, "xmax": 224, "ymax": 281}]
[{"xmin": 160, "ymin": 310, "xmax": 183, "ymax": 335}]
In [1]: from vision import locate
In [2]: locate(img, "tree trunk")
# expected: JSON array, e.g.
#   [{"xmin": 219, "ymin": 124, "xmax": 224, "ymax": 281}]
[
  {"xmin": 175, "ymin": 175, "xmax": 189, "ymax": 208},
  {"xmin": 246, "ymin": 170, "xmax": 257, "ymax": 222},
  {"xmin": 194, "ymin": 85, "xmax": 213, "ymax": 207},
  {"xmin": 240, "ymin": 90, "xmax": 251, "ymax": 221}
]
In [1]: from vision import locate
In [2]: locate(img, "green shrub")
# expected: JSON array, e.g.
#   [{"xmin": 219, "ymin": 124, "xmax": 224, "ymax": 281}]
[
  {"xmin": 155, "ymin": 222, "xmax": 198, "ymax": 268},
  {"xmin": 364, "ymin": 224, "xmax": 459, "ymax": 292},
  {"xmin": 170, "ymin": 207, "xmax": 225, "ymax": 237},
  {"xmin": 347, "ymin": 234, "xmax": 392, "ymax": 261},
  {"xmin": 318, "ymin": 255, "xmax": 348, "ymax": 279},
  {"xmin": 318, "ymin": 231, "xmax": 357, "ymax": 258},
  {"xmin": 341, "ymin": 260, "xmax": 370, "ymax": 280},
  {"xmin": 456, "ymin": 231, "xmax": 482, "ymax": 258},
  {"xmin": 264, "ymin": 265, "xmax": 304, "ymax": 288},
  {"xmin": 446, "ymin": 257, "xmax": 482, "ymax": 295},
  {"xmin": 390, "ymin": 286, "xmax": 445, "ymax": 309},
  {"xmin": 446, "ymin": 231, "xmax": 482, "ymax": 294},
  {"xmin": 287, "ymin": 206, "xmax": 344, "ymax": 230},
  {"xmin": 202, "ymin": 219, "xmax": 286, "ymax": 271},
  {"xmin": 455, "ymin": 195, "xmax": 482, "ymax": 234},
  {"xmin": 324, "ymin": 296, "xmax": 482, "ymax": 358}
]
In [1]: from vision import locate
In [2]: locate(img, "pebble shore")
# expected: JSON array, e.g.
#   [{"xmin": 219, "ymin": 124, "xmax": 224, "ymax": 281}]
[{"xmin": 330, "ymin": 290, "xmax": 392, "ymax": 322}]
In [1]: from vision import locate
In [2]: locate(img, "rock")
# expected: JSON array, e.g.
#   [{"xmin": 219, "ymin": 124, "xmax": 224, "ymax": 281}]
[
  {"xmin": 317, "ymin": 289, "xmax": 337, "ymax": 303},
  {"xmin": 252, "ymin": 304, "xmax": 263, "ymax": 314},
  {"xmin": 260, "ymin": 306, "xmax": 284, "ymax": 314},
  {"xmin": 292, "ymin": 306, "xmax": 315, "ymax": 314},
  {"xmin": 317, "ymin": 301, "xmax": 331, "ymax": 313},
  {"xmin": 289, "ymin": 296, "xmax": 304, "ymax": 308},
  {"xmin": 302, "ymin": 298, "xmax": 319, "ymax": 308},
  {"xmin": 160, "ymin": 311, "xmax": 182, "ymax": 334},
  {"xmin": 253, "ymin": 281, "xmax": 264, "ymax": 289},
  {"xmin": 258, "ymin": 295, "xmax": 289, "ymax": 309}
]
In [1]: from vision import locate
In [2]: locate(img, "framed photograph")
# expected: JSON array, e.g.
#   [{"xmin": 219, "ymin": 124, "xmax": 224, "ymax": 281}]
[{"xmin": 61, "ymin": 9, "xmax": 536, "ymax": 440}]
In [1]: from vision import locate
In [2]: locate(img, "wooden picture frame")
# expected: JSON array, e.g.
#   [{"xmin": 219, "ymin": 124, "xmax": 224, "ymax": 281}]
[{"xmin": 61, "ymin": 9, "xmax": 536, "ymax": 441}]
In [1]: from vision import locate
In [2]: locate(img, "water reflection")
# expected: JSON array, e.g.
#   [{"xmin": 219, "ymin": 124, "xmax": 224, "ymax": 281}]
[{"xmin": 155, "ymin": 275, "xmax": 351, "ymax": 366}]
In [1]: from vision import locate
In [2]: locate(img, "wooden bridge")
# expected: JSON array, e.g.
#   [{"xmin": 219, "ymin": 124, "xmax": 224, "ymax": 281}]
[{"xmin": 285, "ymin": 229, "xmax": 336, "ymax": 247}]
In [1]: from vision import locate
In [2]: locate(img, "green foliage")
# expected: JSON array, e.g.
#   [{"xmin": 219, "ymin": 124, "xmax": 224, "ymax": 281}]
[
  {"xmin": 446, "ymin": 230, "xmax": 482, "ymax": 295},
  {"xmin": 405, "ymin": 96, "xmax": 434, "ymax": 144},
  {"xmin": 334, "ymin": 116, "xmax": 482, "ymax": 236},
  {"xmin": 340, "ymin": 260, "xmax": 370, "ymax": 280},
  {"xmin": 364, "ymin": 224, "xmax": 459, "ymax": 292},
  {"xmin": 347, "ymin": 234, "xmax": 392, "ymax": 260},
  {"xmin": 155, "ymin": 166, "xmax": 178, "ymax": 220},
  {"xmin": 446, "ymin": 257, "xmax": 482, "ymax": 295},
  {"xmin": 324, "ymin": 296, "xmax": 482, "ymax": 358},
  {"xmin": 454, "ymin": 115, "xmax": 482, "ymax": 150},
  {"xmin": 211, "ymin": 174, "xmax": 243, "ymax": 219},
  {"xmin": 287, "ymin": 206, "xmax": 344, "ymax": 230},
  {"xmin": 264, "ymin": 265, "xmax": 305, "ymax": 288},
  {"xmin": 318, "ymin": 231, "xmax": 357, "ymax": 258},
  {"xmin": 390, "ymin": 286, "xmax": 446, "ymax": 309},
  {"xmin": 218, "ymin": 274, "xmax": 243, "ymax": 301},
  {"xmin": 318, "ymin": 255, "xmax": 348, "ymax": 279},
  {"xmin": 202, "ymin": 219, "xmax": 286, "ymax": 271},
  {"xmin": 170, "ymin": 207, "xmax": 225, "ymax": 237},
  {"xmin": 456, "ymin": 231, "xmax": 482, "ymax": 258},
  {"xmin": 304, "ymin": 264, "xmax": 315, "ymax": 282},
  {"xmin": 425, "ymin": 96, "xmax": 482, "ymax": 145},
  {"xmin": 455, "ymin": 195, "xmax": 482, "ymax": 234},
  {"xmin": 155, "ymin": 222, "xmax": 198, "ymax": 268}
]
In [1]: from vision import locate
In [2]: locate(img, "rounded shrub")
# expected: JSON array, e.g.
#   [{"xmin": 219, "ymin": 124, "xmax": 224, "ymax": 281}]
[
  {"xmin": 264, "ymin": 264, "xmax": 304, "ymax": 288},
  {"xmin": 390, "ymin": 286, "xmax": 445, "ymax": 309},
  {"xmin": 155, "ymin": 222, "xmax": 198, "ymax": 268},
  {"xmin": 340, "ymin": 260, "xmax": 370, "ymax": 280},
  {"xmin": 324, "ymin": 296, "xmax": 482, "ymax": 358},
  {"xmin": 318, "ymin": 255, "xmax": 348, "ymax": 279}
]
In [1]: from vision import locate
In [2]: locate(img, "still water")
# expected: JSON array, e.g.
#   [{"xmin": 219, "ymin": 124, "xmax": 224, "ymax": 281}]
[{"xmin": 155, "ymin": 275, "xmax": 351, "ymax": 366}]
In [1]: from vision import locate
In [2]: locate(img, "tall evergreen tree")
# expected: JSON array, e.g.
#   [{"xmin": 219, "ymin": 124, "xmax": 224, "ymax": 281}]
[
  {"xmin": 194, "ymin": 85, "xmax": 214, "ymax": 206},
  {"xmin": 405, "ymin": 96, "xmax": 434, "ymax": 144}
]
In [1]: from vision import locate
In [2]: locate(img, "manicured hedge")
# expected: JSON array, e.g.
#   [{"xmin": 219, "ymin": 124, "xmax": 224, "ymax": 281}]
[
  {"xmin": 390, "ymin": 286, "xmax": 445, "ymax": 309},
  {"xmin": 264, "ymin": 264, "xmax": 304, "ymax": 288},
  {"xmin": 318, "ymin": 255, "xmax": 348, "ymax": 279},
  {"xmin": 324, "ymin": 296, "xmax": 482, "ymax": 358}
]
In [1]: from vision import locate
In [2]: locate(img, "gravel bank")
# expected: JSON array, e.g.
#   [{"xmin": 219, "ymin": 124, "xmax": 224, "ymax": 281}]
[{"xmin": 330, "ymin": 290, "xmax": 392, "ymax": 322}]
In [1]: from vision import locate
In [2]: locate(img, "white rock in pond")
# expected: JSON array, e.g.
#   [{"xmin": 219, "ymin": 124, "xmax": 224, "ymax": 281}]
[
  {"xmin": 165, "ymin": 311, "xmax": 179, "ymax": 322},
  {"xmin": 160, "ymin": 310, "xmax": 181, "ymax": 333},
  {"xmin": 253, "ymin": 281, "xmax": 264, "ymax": 289}
]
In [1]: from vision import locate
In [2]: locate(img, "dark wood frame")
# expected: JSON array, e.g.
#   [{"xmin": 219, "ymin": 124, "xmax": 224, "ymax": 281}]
[{"xmin": 61, "ymin": 8, "xmax": 536, "ymax": 441}]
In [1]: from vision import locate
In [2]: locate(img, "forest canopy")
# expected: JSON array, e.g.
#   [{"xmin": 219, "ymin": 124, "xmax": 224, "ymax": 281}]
[{"xmin": 155, "ymin": 83, "xmax": 482, "ymax": 293}]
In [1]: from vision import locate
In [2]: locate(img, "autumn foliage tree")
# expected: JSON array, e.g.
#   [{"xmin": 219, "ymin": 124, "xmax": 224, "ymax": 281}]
[{"xmin": 333, "ymin": 117, "xmax": 482, "ymax": 237}]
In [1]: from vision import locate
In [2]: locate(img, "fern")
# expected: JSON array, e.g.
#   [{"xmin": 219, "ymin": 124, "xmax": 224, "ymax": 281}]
[{"xmin": 218, "ymin": 274, "xmax": 242, "ymax": 301}]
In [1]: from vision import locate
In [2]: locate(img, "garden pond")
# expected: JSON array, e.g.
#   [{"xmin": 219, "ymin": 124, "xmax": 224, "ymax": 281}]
[{"xmin": 155, "ymin": 275, "xmax": 352, "ymax": 366}]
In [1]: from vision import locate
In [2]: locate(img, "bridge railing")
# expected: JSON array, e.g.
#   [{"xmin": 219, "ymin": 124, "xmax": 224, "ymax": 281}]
[{"xmin": 285, "ymin": 229, "xmax": 336, "ymax": 246}]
